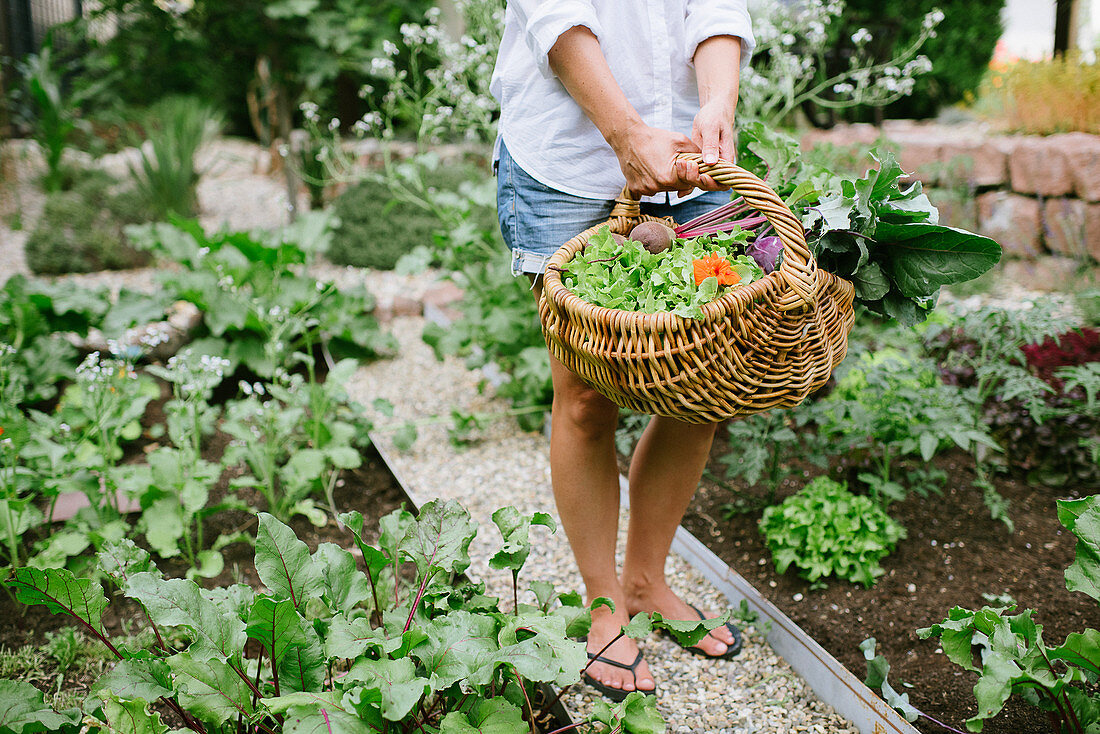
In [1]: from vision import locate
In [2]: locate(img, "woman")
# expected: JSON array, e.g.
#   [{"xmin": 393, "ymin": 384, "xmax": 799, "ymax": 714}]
[{"xmin": 491, "ymin": 1, "xmax": 755, "ymax": 700}]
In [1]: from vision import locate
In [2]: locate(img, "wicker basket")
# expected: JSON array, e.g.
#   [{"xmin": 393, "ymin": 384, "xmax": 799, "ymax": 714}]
[{"xmin": 538, "ymin": 153, "xmax": 855, "ymax": 424}]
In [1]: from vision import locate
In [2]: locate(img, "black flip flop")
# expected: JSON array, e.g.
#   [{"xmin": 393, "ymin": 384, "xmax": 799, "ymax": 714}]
[
  {"xmin": 583, "ymin": 647, "xmax": 657, "ymax": 702},
  {"xmin": 670, "ymin": 603, "xmax": 743, "ymax": 660}
]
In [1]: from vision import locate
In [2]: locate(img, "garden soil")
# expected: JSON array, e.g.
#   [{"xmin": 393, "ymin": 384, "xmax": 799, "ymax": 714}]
[{"xmin": 676, "ymin": 445, "xmax": 1099, "ymax": 734}]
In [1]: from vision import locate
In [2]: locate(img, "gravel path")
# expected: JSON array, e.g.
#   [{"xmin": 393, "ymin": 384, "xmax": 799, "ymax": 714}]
[{"xmin": 348, "ymin": 315, "xmax": 857, "ymax": 734}]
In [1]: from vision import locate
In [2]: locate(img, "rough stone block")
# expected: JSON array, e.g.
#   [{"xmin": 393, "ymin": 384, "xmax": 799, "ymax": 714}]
[
  {"xmin": 895, "ymin": 138, "xmax": 942, "ymax": 184},
  {"xmin": 977, "ymin": 192, "xmax": 1042, "ymax": 258},
  {"xmin": 1088, "ymin": 202, "xmax": 1100, "ymax": 261},
  {"xmin": 421, "ymin": 281, "xmax": 465, "ymax": 309},
  {"xmin": 999, "ymin": 256, "xmax": 1089, "ymax": 291},
  {"xmin": 1009, "ymin": 137, "xmax": 1074, "ymax": 196},
  {"xmin": 1051, "ymin": 132, "xmax": 1100, "ymax": 203},
  {"xmin": 1043, "ymin": 197, "xmax": 1088, "ymax": 258},
  {"xmin": 926, "ymin": 187, "xmax": 978, "ymax": 231},
  {"xmin": 392, "ymin": 295, "xmax": 423, "ymax": 317},
  {"xmin": 939, "ymin": 139, "xmax": 1010, "ymax": 188}
]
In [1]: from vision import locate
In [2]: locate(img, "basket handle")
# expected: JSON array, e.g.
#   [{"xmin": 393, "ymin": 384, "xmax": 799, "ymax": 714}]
[{"xmin": 618, "ymin": 153, "xmax": 817, "ymax": 311}]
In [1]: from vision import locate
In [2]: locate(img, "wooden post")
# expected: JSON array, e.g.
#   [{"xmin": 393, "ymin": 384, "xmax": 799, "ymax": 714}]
[
  {"xmin": 0, "ymin": 0, "xmax": 11, "ymax": 137},
  {"xmin": 1054, "ymin": 0, "xmax": 1081, "ymax": 56}
]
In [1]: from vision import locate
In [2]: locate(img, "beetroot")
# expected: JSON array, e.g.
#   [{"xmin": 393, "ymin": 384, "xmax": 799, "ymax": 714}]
[{"xmin": 628, "ymin": 222, "xmax": 675, "ymax": 254}]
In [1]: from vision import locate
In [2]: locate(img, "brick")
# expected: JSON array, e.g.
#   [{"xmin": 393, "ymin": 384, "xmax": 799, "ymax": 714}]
[
  {"xmin": 1008, "ymin": 137, "xmax": 1074, "ymax": 196},
  {"xmin": 977, "ymin": 192, "xmax": 1042, "ymax": 258},
  {"xmin": 1050, "ymin": 132, "xmax": 1100, "ymax": 203}
]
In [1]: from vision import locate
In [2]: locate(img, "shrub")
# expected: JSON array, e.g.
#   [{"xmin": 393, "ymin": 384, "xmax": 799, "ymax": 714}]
[
  {"xmin": 986, "ymin": 53, "xmax": 1100, "ymax": 135},
  {"xmin": 328, "ymin": 163, "xmax": 495, "ymax": 270},
  {"xmin": 822, "ymin": 0, "xmax": 1005, "ymax": 120},
  {"xmin": 25, "ymin": 169, "xmax": 153, "ymax": 274},
  {"xmin": 759, "ymin": 476, "xmax": 906, "ymax": 588}
]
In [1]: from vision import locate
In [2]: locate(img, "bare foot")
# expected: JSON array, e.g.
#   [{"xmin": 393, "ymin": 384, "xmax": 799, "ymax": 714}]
[
  {"xmin": 584, "ymin": 601, "xmax": 656, "ymax": 695},
  {"xmin": 622, "ymin": 577, "xmax": 737, "ymax": 657}
]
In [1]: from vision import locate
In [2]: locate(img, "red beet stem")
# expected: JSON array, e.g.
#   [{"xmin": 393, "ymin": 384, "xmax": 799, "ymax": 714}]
[
  {"xmin": 680, "ymin": 214, "xmax": 768, "ymax": 238},
  {"xmin": 673, "ymin": 198, "xmax": 748, "ymax": 235}
]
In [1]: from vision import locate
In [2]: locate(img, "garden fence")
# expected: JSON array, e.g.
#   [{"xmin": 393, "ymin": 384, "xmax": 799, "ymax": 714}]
[{"xmin": 1, "ymin": 0, "xmax": 81, "ymax": 132}]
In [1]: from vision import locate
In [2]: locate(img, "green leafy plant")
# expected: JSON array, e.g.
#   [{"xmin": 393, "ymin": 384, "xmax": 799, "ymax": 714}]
[
  {"xmin": 924, "ymin": 302, "xmax": 1095, "ymax": 487},
  {"xmin": 759, "ymin": 476, "xmax": 906, "ymax": 588},
  {"xmin": 804, "ymin": 149, "xmax": 1002, "ymax": 326},
  {"xmin": 15, "ymin": 44, "xmax": 92, "ymax": 193},
  {"xmin": 904, "ymin": 494, "xmax": 1100, "ymax": 733},
  {"xmin": 223, "ymin": 359, "xmax": 371, "ymax": 523},
  {"xmin": 717, "ymin": 406, "xmax": 826, "ymax": 514},
  {"xmin": 130, "ymin": 96, "xmax": 223, "ymax": 219},
  {"xmin": 0, "ymin": 500, "xmax": 701, "ymax": 733},
  {"xmin": 813, "ymin": 349, "xmax": 997, "ymax": 507},
  {"xmin": 129, "ymin": 215, "xmax": 397, "ymax": 380}
]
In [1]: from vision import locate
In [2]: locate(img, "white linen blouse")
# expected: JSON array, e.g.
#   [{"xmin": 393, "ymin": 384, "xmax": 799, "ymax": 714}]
[{"xmin": 490, "ymin": 0, "xmax": 755, "ymax": 203}]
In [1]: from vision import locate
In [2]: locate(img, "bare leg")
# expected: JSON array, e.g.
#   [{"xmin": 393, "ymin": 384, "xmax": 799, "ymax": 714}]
[
  {"xmin": 620, "ymin": 416, "xmax": 737, "ymax": 655},
  {"xmin": 536, "ymin": 280, "xmax": 654, "ymax": 693}
]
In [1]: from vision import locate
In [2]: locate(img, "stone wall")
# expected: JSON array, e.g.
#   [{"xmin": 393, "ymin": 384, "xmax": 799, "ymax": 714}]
[{"xmin": 800, "ymin": 121, "xmax": 1100, "ymax": 264}]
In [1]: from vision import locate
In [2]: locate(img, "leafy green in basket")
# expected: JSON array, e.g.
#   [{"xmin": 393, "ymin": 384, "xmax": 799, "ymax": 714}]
[{"xmin": 559, "ymin": 226, "xmax": 762, "ymax": 320}]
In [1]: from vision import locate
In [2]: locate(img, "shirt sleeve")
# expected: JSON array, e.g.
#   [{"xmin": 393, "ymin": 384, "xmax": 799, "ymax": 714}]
[
  {"xmin": 506, "ymin": 0, "xmax": 604, "ymax": 77},
  {"xmin": 684, "ymin": 0, "xmax": 756, "ymax": 71}
]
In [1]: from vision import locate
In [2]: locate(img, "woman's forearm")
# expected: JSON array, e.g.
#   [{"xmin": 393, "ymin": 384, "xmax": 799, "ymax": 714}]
[
  {"xmin": 691, "ymin": 35, "xmax": 743, "ymax": 163},
  {"xmin": 546, "ymin": 25, "xmax": 644, "ymax": 157},
  {"xmin": 693, "ymin": 35, "xmax": 742, "ymax": 108}
]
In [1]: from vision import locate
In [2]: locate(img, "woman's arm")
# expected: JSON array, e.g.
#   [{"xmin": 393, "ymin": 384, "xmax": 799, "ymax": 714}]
[
  {"xmin": 546, "ymin": 26, "xmax": 720, "ymax": 197},
  {"xmin": 691, "ymin": 35, "xmax": 743, "ymax": 164}
]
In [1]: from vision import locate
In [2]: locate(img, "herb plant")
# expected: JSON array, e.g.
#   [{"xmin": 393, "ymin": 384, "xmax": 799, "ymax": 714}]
[
  {"xmin": 718, "ymin": 406, "xmax": 825, "ymax": 514},
  {"xmin": 813, "ymin": 349, "xmax": 997, "ymax": 508},
  {"xmin": 759, "ymin": 476, "xmax": 907, "ymax": 588},
  {"xmin": 0, "ymin": 500, "xmax": 716, "ymax": 734}
]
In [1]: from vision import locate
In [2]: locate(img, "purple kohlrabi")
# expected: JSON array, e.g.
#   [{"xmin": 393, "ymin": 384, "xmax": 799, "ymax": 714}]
[{"xmin": 746, "ymin": 235, "xmax": 783, "ymax": 274}]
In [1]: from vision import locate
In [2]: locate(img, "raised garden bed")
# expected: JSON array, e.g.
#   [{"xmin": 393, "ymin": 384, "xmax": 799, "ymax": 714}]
[{"xmin": 675, "ymin": 444, "xmax": 1098, "ymax": 734}]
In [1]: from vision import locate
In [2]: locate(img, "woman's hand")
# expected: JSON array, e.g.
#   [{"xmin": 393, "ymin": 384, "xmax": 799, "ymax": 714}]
[
  {"xmin": 612, "ymin": 122, "xmax": 723, "ymax": 198},
  {"xmin": 691, "ymin": 97, "xmax": 737, "ymax": 165}
]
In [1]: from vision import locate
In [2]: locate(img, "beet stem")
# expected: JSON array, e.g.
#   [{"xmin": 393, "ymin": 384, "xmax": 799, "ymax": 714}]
[{"xmin": 673, "ymin": 198, "xmax": 748, "ymax": 235}]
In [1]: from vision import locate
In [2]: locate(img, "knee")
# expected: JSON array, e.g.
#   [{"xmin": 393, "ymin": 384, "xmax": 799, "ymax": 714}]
[{"xmin": 553, "ymin": 385, "xmax": 619, "ymax": 439}]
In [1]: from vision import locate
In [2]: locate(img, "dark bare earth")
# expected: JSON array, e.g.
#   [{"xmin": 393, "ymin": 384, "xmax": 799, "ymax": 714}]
[{"xmin": 679, "ymin": 445, "xmax": 1098, "ymax": 734}]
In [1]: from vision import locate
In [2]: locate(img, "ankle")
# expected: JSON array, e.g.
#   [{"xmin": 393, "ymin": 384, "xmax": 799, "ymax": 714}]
[{"xmin": 620, "ymin": 569, "xmax": 668, "ymax": 601}]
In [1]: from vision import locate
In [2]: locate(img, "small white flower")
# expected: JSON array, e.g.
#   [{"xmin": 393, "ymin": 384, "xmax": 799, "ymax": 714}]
[
  {"xmin": 851, "ymin": 28, "xmax": 873, "ymax": 44},
  {"xmin": 382, "ymin": 40, "xmax": 399, "ymax": 56}
]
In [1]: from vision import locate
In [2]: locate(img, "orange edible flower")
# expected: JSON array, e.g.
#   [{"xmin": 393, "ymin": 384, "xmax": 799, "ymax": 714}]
[{"xmin": 693, "ymin": 254, "xmax": 740, "ymax": 287}]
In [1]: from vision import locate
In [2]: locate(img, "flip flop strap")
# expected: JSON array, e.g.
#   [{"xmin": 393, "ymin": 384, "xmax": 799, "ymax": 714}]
[{"xmin": 586, "ymin": 649, "xmax": 644, "ymax": 672}]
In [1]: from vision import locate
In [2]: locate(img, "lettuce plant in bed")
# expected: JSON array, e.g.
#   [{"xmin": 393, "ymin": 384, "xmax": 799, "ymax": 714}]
[{"xmin": 560, "ymin": 226, "xmax": 763, "ymax": 320}]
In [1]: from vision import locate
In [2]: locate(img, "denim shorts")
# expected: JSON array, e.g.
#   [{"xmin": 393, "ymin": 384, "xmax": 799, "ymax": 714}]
[{"xmin": 495, "ymin": 140, "xmax": 731, "ymax": 276}]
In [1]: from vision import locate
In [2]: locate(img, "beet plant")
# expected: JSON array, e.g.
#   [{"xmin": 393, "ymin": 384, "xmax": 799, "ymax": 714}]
[{"xmin": 0, "ymin": 499, "xmax": 722, "ymax": 733}]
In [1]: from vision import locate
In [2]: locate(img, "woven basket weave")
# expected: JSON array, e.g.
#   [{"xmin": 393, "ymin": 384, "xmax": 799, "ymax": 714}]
[{"xmin": 538, "ymin": 153, "xmax": 855, "ymax": 424}]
